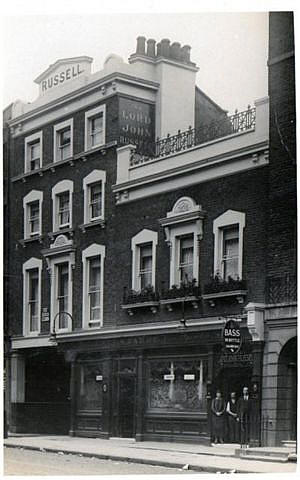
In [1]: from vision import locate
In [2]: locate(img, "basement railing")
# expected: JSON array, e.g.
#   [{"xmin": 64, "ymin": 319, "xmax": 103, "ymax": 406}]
[{"xmin": 129, "ymin": 106, "xmax": 256, "ymax": 166}]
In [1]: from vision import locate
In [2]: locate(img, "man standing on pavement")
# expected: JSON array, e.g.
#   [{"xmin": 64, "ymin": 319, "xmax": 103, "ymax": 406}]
[{"xmin": 237, "ymin": 386, "xmax": 251, "ymax": 448}]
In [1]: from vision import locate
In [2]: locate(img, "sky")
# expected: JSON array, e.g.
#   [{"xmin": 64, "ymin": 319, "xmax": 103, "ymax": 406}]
[{"xmin": 2, "ymin": 12, "xmax": 269, "ymax": 114}]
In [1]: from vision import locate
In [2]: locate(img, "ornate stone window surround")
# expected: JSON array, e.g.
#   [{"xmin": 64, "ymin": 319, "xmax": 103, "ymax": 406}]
[
  {"xmin": 213, "ymin": 209, "xmax": 246, "ymax": 280},
  {"xmin": 53, "ymin": 118, "xmax": 73, "ymax": 163},
  {"xmin": 160, "ymin": 197, "xmax": 205, "ymax": 287},
  {"xmin": 131, "ymin": 229, "xmax": 158, "ymax": 291},
  {"xmin": 82, "ymin": 243, "xmax": 106, "ymax": 329},
  {"xmin": 22, "ymin": 257, "xmax": 43, "ymax": 336},
  {"xmin": 43, "ymin": 235, "xmax": 75, "ymax": 334},
  {"xmin": 83, "ymin": 169, "xmax": 106, "ymax": 225},
  {"xmin": 51, "ymin": 179, "xmax": 74, "ymax": 232},
  {"xmin": 24, "ymin": 131, "xmax": 43, "ymax": 173},
  {"xmin": 23, "ymin": 190, "xmax": 43, "ymax": 239}
]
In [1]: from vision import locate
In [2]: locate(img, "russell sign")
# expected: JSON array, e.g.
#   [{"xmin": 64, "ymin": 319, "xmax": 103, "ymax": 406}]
[{"xmin": 222, "ymin": 319, "xmax": 242, "ymax": 354}]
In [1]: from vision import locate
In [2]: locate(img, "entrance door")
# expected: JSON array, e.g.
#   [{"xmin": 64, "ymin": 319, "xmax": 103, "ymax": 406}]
[
  {"xmin": 119, "ymin": 375, "xmax": 136, "ymax": 437},
  {"xmin": 215, "ymin": 366, "xmax": 252, "ymax": 401}
]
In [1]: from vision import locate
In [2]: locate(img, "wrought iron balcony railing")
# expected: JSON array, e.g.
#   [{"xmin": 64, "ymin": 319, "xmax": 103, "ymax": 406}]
[
  {"xmin": 204, "ymin": 276, "xmax": 247, "ymax": 295},
  {"xmin": 130, "ymin": 106, "xmax": 256, "ymax": 166},
  {"xmin": 266, "ymin": 274, "xmax": 297, "ymax": 304},
  {"xmin": 160, "ymin": 280, "xmax": 201, "ymax": 300}
]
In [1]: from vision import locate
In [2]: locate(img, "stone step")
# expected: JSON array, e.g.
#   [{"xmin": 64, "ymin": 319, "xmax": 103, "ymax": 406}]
[
  {"xmin": 236, "ymin": 448, "xmax": 289, "ymax": 459},
  {"xmin": 281, "ymin": 440, "xmax": 296, "ymax": 448},
  {"xmin": 239, "ymin": 454, "xmax": 288, "ymax": 463}
]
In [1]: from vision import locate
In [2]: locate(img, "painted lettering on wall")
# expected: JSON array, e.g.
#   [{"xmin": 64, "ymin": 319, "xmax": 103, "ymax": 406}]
[
  {"xmin": 41, "ymin": 64, "xmax": 85, "ymax": 92},
  {"xmin": 119, "ymin": 97, "xmax": 155, "ymax": 155}
]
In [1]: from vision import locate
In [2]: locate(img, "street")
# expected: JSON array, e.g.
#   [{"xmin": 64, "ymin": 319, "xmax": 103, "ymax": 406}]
[{"xmin": 4, "ymin": 447, "xmax": 200, "ymax": 475}]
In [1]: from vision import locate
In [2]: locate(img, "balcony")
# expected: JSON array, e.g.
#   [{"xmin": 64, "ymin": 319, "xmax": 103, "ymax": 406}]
[
  {"xmin": 130, "ymin": 106, "xmax": 256, "ymax": 165},
  {"xmin": 160, "ymin": 280, "xmax": 201, "ymax": 311},
  {"xmin": 202, "ymin": 276, "xmax": 247, "ymax": 307},
  {"xmin": 122, "ymin": 286, "xmax": 159, "ymax": 315},
  {"xmin": 266, "ymin": 274, "xmax": 297, "ymax": 305}
]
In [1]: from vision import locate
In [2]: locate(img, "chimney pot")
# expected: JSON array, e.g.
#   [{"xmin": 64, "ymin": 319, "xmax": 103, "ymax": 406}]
[
  {"xmin": 170, "ymin": 42, "xmax": 181, "ymax": 61},
  {"xmin": 156, "ymin": 42, "xmax": 162, "ymax": 57},
  {"xmin": 147, "ymin": 38, "xmax": 156, "ymax": 57},
  {"xmin": 161, "ymin": 38, "xmax": 171, "ymax": 57},
  {"xmin": 136, "ymin": 36, "xmax": 146, "ymax": 55},
  {"xmin": 181, "ymin": 44, "xmax": 191, "ymax": 62}
]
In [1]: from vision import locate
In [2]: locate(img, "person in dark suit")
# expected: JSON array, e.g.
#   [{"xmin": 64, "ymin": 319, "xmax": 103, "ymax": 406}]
[
  {"xmin": 237, "ymin": 386, "xmax": 251, "ymax": 448},
  {"xmin": 226, "ymin": 391, "xmax": 240, "ymax": 443},
  {"xmin": 211, "ymin": 390, "xmax": 226, "ymax": 445}
]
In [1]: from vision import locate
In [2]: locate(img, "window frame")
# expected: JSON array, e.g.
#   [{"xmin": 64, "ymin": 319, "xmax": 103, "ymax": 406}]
[
  {"xmin": 170, "ymin": 225, "xmax": 199, "ymax": 287},
  {"xmin": 23, "ymin": 257, "xmax": 42, "ymax": 336},
  {"xmin": 50, "ymin": 254, "xmax": 74, "ymax": 334},
  {"xmin": 52, "ymin": 180, "xmax": 74, "ymax": 232},
  {"xmin": 213, "ymin": 210, "xmax": 246, "ymax": 280},
  {"xmin": 23, "ymin": 190, "xmax": 43, "ymax": 239},
  {"xmin": 24, "ymin": 131, "xmax": 43, "ymax": 173},
  {"xmin": 53, "ymin": 118, "xmax": 73, "ymax": 163},
  {"xmin": 131, "ymin": 229, "xmax": 158, "ymax": 291},
  {"xmin": 84, "ymin": 105, "xmax": 106, "ymax": 151},
  {"xmin": 82, "ymin": 244, "xmax": 106, "ymax": 329},
  {"xmin": 83, "ymin": 170, "xmax": 106, "ymax": 224}
]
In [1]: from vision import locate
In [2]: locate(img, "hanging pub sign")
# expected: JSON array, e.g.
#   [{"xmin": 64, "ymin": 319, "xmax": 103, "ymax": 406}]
[{"xmin": 222, "ymin": 319, "xmax": 242, "ymax": 354}]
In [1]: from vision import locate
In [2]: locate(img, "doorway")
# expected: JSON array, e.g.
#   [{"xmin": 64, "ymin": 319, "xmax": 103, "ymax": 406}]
[{"xmin": 118, "ymin": 375, "xmax": 136, "ymax": 437}]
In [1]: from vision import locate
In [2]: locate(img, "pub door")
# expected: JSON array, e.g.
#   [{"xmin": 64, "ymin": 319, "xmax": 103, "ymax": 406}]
[
  {"xmin": 118, "ymin": 375, "xmax": 136, "ymax": 437},
  {"xmin": 214, "ymin": 366, "xmax": 252, "ymax": 401}
]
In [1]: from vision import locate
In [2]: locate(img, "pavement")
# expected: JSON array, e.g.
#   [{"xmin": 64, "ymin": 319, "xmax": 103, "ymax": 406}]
[{"xmin": 4, "ymin": 434, "xmax": 298, "ymax": 474}]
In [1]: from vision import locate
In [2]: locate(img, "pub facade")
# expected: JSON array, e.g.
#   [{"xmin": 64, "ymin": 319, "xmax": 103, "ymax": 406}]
[{"xmin": 5, "ymin": 21, "xmax": 296, "ymax": 446}]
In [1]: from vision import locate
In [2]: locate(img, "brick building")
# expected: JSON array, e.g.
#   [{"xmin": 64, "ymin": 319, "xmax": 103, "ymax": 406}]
[{"xmin": 4, "ymin": 18, "xmax": 296, "ymax": 446}]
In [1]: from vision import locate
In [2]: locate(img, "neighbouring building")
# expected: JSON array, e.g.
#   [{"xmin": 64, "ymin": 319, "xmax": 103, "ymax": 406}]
[{"xmin": 4, "ymin": 17, "xmax": 296, "ymax": 447}]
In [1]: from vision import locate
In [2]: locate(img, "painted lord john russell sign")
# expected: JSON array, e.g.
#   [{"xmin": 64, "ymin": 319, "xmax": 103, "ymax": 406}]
[{"xmin": 119, "ymin": 97, "xmax": 155, "ymax": 155}]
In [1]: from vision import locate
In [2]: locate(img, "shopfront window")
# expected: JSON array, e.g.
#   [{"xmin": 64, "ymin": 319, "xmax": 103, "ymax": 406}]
[
  {"xmin": 147, "ymin": 358, "xmax": 208, "ymax": 413},
  {"xmin": 78, "ymin": 363, "xmax": 103, "ymax": 411}
]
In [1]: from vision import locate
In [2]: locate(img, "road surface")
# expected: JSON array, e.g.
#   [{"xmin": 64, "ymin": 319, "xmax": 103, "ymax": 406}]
[{"xmin": 4, "ymin": 447, "xmax": 200, "ymax": 475}]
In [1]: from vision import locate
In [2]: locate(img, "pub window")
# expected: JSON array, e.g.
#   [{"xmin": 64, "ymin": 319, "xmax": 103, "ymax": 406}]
[
  {"xmin": 213, "ymin": 210, "xmax": 246, "ymax": 280},
  {"xmin": 53, "ymin": 119, "xmax": 73, "ymax": 162},
  {"xmin": 23, "ymin": 257, "xmax": 42, "ymax": 336},
  {"xmin": 57, "ymin": 192, "xmax": 70, "ymax": 228},
  {"xmin": 78, "ymin": 363, "xmax": 103, "ymax": 411},
  {"xmin": 131, "ymin": 229, "xmax": 158, "ymax": 291},
  {"xmin": 82, "ymin": 244, "xmax": 106, "ymax": 329},
  {"xmin": 83, "ymin": 170, "xmax": 106, "ymax": 225},
  {"xmin": 178, "ymin": 235, "xmax": 194, "ymax": 284},
  {"xmin": 139, "ymin": 243, "xmax": 153, "ymax": 290},
  {"xmin": 88, "ymin": 256, "xmax": 101, "ymax": 323},
  {"xmin": 49, "ymin": 254, "xmax": 74, "ymax": 334},
  {"xmin": 222, "ymin": 226, "xmax": 239, "ymax": 280},
  {"xmin": 85, "ymin": 105, "xmax": 106, "ymax": 151},
  {"xmin": 24, "ymin": 131, "xmax": 43, "ymax": 173},
  {"xmin": 51, "ymin": 180, "xmax": 74, "ymax": 232},
  {"xmin": 23, "ymin": 190, "xmax": 43, "ymax": 239},
  {"xmin": 147, "ymin": 358, "xmax": 208, "ymax": 413}
]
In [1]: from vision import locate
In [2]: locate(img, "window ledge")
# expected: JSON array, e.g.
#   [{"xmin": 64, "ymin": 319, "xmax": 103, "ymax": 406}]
[
  {"xmin": 11, "ymin": 141, "xmax": 117, "ymax": 183},
  {"xmin": 160, "ymin": 296, "xmax": 200, "ymax": 311},
  {"xmin": 79, "ymin": 219, "xmax": 105, "ymax": 232},
  {"xmin": 202, "ymin": 289, "xmax": 247, "ymax": 306},
  {"xmin": 19, "ymin": 235, "xmax": 43, "ymax": 246},
  {"xmin": 48, "ymin": 228, "xmax": 75, "ymax": 240},
  {"xmin": 121, "ymin": 301, "xmax": 160, "ymax": 316}
]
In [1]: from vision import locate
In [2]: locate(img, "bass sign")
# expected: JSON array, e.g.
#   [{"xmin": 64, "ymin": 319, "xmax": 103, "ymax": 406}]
[{"xmin": 222, "ymin": 319, "xmax": 242, "ymax": 354}]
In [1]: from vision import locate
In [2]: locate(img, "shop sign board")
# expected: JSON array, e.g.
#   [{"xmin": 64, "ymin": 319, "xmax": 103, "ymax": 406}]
[
  {"xmin": 184, "ymin": 374, "xmax": 195, "ymax": 381},
  {"xmin": 223, "ymin": 319, "xmax": 242, "ymax": 353},
  {"xmin": 42, "ymin": 308, "xmax": 50, "ymax": 322},
  {"xmin": 164, "ymin": 374, "xmax": 175, "ymax": 381}
]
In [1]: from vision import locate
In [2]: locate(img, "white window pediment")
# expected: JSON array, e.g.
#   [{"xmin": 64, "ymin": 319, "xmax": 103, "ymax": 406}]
[{"xmin": 160, "ymin": 197, "xmax": 205, "ymax": 287}]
